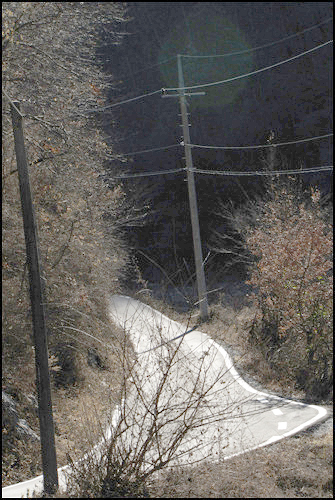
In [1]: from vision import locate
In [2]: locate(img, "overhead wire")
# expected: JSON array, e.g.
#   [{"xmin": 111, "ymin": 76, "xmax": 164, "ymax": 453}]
[
  {"xmin": 84, "ymin": 88, "xmax": 162, "ymax": 112},
  {"xmin": 180, "ymin": 17, "xmax": 333, "ymax": 58},
  {"xmin": 84, "ymin": 39, "xmax": 332, "ymax": 112},
  {"xmin": 119, "ymin": 56, "xmax": 176, "ymax": 79},
  {"xmin": 111, "ymin": 167, "xmax": 186, "ymax": 180},
  {"xmin": 118, "ymin": 143, "xmax": 180, "ymax": 156},
  {"xmin": 192, "ymin": 165, "xmax": 333, "ymax": 177},
  {"xmin": 108, "ymin": 133, "xmax": 332, "ymax": 158},
  {"xmin": 106, "ymin": 40, "xmax": 332, "ymax": 165},
  {"xmin": 106, "ymin": 133, "xmax": 333, "ymax": 178},
  {"xmin": 4, "ymin": 20, "xmax": 331, "ymax": 181},
  {"xmin": 99, "ymin": 17, "xmax": 332, "ymax": 86},
  {"xmin": 165, "ymin": 39, "xmax": 333, "ymax": 92},
  {"xmin": 186, "ymin": 133, "xmax": 333, "ymax": 151},
  {"xmin": 4, "ymin": 78, "xmax": 331, "ymax": 181},
  {"xmin": 107, "ymin": 164, "xmax": 333, "ymax": 180}
]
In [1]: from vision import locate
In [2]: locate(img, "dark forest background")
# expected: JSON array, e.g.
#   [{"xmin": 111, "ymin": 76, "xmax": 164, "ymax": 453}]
[{"xmin": 97, "ymin": 2, "xmax": 333, "ymax": 283}]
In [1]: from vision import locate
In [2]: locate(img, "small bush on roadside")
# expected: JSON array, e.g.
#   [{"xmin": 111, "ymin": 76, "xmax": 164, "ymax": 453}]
[{"xmin": 245, "ymin": 185, "xmax": 333, "ymax": 400}]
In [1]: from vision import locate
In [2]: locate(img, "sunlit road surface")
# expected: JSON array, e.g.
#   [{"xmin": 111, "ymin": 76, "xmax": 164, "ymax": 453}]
[
  {"xmin": 108, "ymin": 295, "xmax": 328, "ymax": 464},
  {"xmin": 2, "ymin": 295, "xmax": 328, "ymax": 498}
]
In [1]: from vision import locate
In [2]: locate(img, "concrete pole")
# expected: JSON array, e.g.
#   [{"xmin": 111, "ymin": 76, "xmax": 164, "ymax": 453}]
[
  {"xmin": 10, "ymin": 101, "xmax": 59, "ymax": 495},
  {"xmin": 177, "ymin": 55, "xmax": 209, "ymax": 320}
]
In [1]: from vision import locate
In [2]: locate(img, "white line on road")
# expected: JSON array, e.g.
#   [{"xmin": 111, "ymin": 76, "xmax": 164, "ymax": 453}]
[
  {"xmin": 2, "ymin": 295, "xmax": 329, "ymax": 498},
  {"xmin": 273, "ymin": 408, "xmax": 284, "ymax": 416}
]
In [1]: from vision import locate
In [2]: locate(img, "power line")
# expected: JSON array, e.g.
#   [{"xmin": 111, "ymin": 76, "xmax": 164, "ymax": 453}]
[
  {"xmin": 119, "ymin": 56, "xmax": 176, "ymax": 79},
  {"xmin": 100, "ymin": 17, "xmax": 332, "ymax": 85},
  {"xmin": 6, "ymin": 89, "xmax": 330, "ymax": 179},
  {"xmin": 180, "ymin": 17, "xmax": 333, "ymax": 58},
  {"xmin": 112, "ymin": 167, "xmax": 186, "ymax": 180},
  {"xmin": 192, "ymin": 165, "xmax": 333, "ymax": 177},
  {"xmin": 84, "ymin": 88, "xmax": 162, "ymax": 112},
  {"xmin": 107, "ymin": 133, "xmax": 332, "ymax": 158},
  {"xmin": 165, "ymin": 40, "xmax": 333, "ymax": 92},
  {"xmin": 119, "ymin": 143, "xmax": 180, "ymax": 156},
  {"xmin": 109, "ymin": 165, "xmax": 332, "ymax": 181},
  {"xmin": 187, "ymin": 133, "xmax": 333, "ymax": 151},
  {"xmin": 5, "ymin": 37, "xmax": 331, "ymax": 183},
  {"xmin": 83, "ymin": 39, "xmax": 332, "ymax": 113}
]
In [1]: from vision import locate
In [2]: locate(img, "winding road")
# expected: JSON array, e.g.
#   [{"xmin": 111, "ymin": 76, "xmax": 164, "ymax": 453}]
[
  {"xmin": 108, "ymin": 296, "xmax": 328, "ymax": 462},
  {"xmin": 2, "ymin": 295, "xmax": 328, "ymax": 498}
]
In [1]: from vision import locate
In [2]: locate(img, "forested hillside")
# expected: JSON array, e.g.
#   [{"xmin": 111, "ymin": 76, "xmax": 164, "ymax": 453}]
[
  {"xmin": 2, "ymin": 3, "xmax": 333, "ymax": 496},
  {"xmin": 97, "ymin": 2, "xmax": 333, "ymax": 283},
  {"xmin": 2, "ymin": 2, "xmax": 130, "ymax": 485}
]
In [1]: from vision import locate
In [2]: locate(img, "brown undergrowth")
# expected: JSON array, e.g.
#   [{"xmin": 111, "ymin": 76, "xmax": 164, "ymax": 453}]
[
  {"xmin": 149, "ymin": 428, "xmax": 333, "ymax": 498},
  {"xmin": 2, "ymin": 320, "xmax": 131, "ymax": 488},
  {"xmin": 135, "ymin": 286, "xmax": 333, "ymax": 499},
  {"xmin": 3, "ymin": 284, "xmax": 332, "ymax": 498}
]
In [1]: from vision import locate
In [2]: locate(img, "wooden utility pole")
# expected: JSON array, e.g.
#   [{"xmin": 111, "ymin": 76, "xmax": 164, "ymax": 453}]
[
  {"xmin": 10, "ymin": 101, "xmax": 58, "ymax": 495},
  {"xmin": 176, "ymin": 55, "xmax": 209, "ymax": 320}
]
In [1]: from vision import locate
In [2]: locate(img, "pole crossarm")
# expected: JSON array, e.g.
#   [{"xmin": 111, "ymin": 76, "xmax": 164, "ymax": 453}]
[{"xmin": 161, "ymin": 88, "xmax": 206, "ymax": 97}]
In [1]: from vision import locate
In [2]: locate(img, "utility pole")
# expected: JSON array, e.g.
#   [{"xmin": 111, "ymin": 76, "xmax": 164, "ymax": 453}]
[
  {"xmin": 162, "ymin": 55, "xmax": 209, "ymax": 320},
  {"xmin": 177, "ymin": 56, "xmax": 209, "ymax": 320},
  {"xmin": 10, "ymin": 101, "xmax": 59, "ymax": 495}
]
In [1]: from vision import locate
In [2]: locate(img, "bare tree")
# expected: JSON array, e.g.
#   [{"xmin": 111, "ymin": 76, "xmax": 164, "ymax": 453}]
[
  {"xmin": 2, "ymin": 4, "xmax": 130, "ymax": 481},
  {"xmin": 63, "ymin": 298, "xmax": 270, "ymax": 497}
]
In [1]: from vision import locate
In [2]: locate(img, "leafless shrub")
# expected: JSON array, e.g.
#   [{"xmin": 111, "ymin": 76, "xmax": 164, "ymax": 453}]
[
  {"xmin": 211, "ymin": 161, "xmax": 332, "ymax": 401},
  {"xmin": 2, "ymin": 3, "xmax": 131, "ymax": 484},
  {"xmin": 61, "ymin": 298, "xmax": 257, "ymax": 497},
  {"xmin": 2, "ymin": 2, "xmax": 129, "ymax": 385},
  {"xmin": 245, "ymin": 184, "xmax": 333, "ymax": 400}
]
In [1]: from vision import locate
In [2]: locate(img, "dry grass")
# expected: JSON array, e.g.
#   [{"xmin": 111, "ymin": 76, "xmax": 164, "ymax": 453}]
[
  {"xmin": 135, "ymin": 282, "xmax": 333, "ymax": 498},
  {"xmin": 149, "ymin": 428, "xmax": 333, "ymax": 498},
  {"xmin": 3, "ymin": 283, "xmax": 332, "ymax": 498},
  {"xmin": 140, "ymin": 284, "xmax": 311, "ymax": 401},
  {"xmin": 2, "ymin": 4, "xmax": 128, "ymax": 490},
  {"xmin": 203, "ymin": 299, "xmax": 307, "ymax": 401},
  {"xmin": 2, "ymin": 320, "xmax": 130, "ymax": 489},
  {"xmin": 52, "ymin": 353, "xmax": 122, "ymax": 467}
]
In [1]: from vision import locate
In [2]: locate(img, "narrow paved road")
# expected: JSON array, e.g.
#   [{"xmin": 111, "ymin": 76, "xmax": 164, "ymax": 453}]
[
  {"xmin": 108, "ymin": 295, "xmax": 328, "ymax": 463},
  {"xmin": 2, "ymin": 295, "xmax": 328, "ymax": 498}
]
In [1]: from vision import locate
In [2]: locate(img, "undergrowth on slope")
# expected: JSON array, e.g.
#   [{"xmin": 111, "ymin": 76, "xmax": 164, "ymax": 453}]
[
  {"xmin": 211, "ymin": 170, "xmax": 333, "ymax": 402},
  {"xmin": 148, "ymin": 427, "xmax": 333, "ymax": 498},
  {"xmin": 59, "ymin": 294, "xmax": 254, "ymax": 498},
  {"xmin": 2, "ymin": 2, "xmax": 130, "ymax": 488},
  {"xmin": 245, "ymin": 185, "xmax": 333, "ymax": 401}
]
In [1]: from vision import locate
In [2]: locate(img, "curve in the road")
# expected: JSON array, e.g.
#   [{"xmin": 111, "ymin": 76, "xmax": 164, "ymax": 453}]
[{"xmin": 2, "ymin": 295, "xmax": 328, "ymax": 498}]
